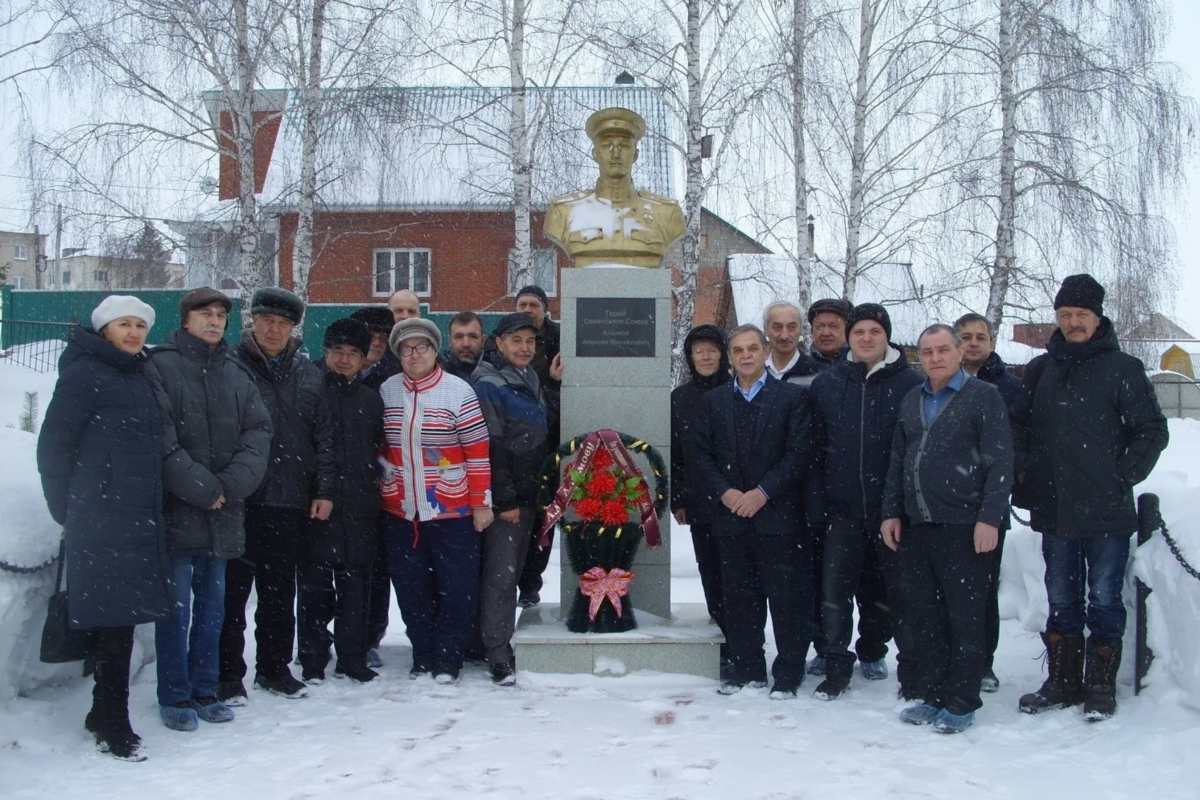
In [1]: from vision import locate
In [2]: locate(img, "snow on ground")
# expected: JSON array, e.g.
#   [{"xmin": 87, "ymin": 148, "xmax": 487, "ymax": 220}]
[{"xmin": 2, "ymin": 352, "xmax": 1200, "ymax": 797}]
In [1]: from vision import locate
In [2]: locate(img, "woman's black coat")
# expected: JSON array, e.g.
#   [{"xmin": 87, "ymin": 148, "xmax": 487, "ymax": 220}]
[{"xmin": 36, "ymin": 325, "xmax": 172, "ymax": 629}]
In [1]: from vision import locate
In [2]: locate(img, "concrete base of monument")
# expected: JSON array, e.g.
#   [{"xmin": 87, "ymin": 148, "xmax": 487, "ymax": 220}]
[{"xmin": 512, "ymin": 603, "xmax": 724, "ymax": 679}]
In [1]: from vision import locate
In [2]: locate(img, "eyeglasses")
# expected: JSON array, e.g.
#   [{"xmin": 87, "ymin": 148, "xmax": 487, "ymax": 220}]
[{"xmin": 399, "ymin": 342, "xmax": 433, "ymax": 357}]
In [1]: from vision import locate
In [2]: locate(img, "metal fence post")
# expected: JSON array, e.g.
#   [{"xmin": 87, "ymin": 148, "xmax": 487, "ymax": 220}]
[{"xmin": 1134, "ymin": 493, "xmax": 1159, "ymax": 695}]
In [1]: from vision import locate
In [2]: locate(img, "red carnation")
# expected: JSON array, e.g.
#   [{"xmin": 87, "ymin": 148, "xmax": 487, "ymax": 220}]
[
  {"xmin": 587, "ymin": 470, "xmax": 618, "ymax": 498},
  {"xmin": 600, "ymin": 499, "xmax": 629, "ymax": 526},
  {"xmin": 592, "ymin": 448, "xmax": 613, "ymax": 469},
  {"xmin": 575, "ymin": 497, "xmax": 602, "ymax": 521}
]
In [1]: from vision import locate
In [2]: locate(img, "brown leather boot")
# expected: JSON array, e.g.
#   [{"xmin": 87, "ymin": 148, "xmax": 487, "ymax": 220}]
[
  {"xmin": 1083, "ymin": 638, "xmax": 1122, "ymax": 722},
  {"xmin": 1018, "ymin": 632, "xmax": 1085, "ymax": 714}
]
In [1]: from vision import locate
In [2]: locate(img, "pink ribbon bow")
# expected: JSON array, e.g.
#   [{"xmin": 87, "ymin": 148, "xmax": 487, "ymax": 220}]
[{"xmin": 578, "ymin": 566, "xmax": 635, "ymax": 621}]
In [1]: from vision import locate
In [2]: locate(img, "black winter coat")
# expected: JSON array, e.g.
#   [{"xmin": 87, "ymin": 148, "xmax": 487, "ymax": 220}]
[
  {"xmin": 361, "ymin": 351, "xmax": 401, "ymax": 392},
  {"xmin": 232, "ymin": 333, "xmax": 336, "ymax": 510},
  {"xmin": 694, "ymin": 375, "xmax": 812, "ymax": 537},
  {"xmin": 439, "ymin": 349, "xmax": 479, "ymax": 382},
  {"xmin": 302, "ymin": 367, "xmax": 384, "ymax": 567},
  {"xmin": 470, "ymin": 350, "xmax": 549, "ymax": 511},
  {"xmin": 1012, "ymin": 319, "xmax": 1168, "ymax": 538},
  {"xmin": 37, "ymin": 326, "xmax": 171, "ymax": 629},
  {"xmin": 670, "ymin": 325, "xmax": 731, "ymax": 527},
  {"xmin": 806, "ymin": 348, "xmax": 922, "ymax": 524},
  {"xmin": 974, "ymin": 352, "xmax": 1021, "ymax": 413},
  {"xmin": 145, "ymin": 329, "xmax": 273, "ymax": 559}
]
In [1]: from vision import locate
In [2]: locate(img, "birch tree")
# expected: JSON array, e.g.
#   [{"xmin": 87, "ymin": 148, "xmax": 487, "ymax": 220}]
[
  {"xmin": 947, "ymin": 0, "xmax": 1192, "ymax": 332},
  {"xmin": 587, "ymin": 0, "xmax": 772, "ymax": 380},
  {"xmin": 44, "ymin": 0, "xmax": 291, "ymax": 315},
  {"xmin": 273, "ymin": 0, "xmax": 406, "ymax": 302}
]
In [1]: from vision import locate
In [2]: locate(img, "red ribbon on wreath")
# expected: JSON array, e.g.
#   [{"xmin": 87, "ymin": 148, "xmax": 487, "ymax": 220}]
[
  {"xmin": 579, "ymin": 566, "xmax": 635, "ymax": 620},
  {"xmin": 540, "ymin": 429, "xmax": 661, "ymax": 548}
]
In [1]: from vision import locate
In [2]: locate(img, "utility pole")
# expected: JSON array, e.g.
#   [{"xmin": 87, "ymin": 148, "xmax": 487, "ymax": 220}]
[
  {"xmin": 54, "ymin": 204, "xmax": 63, "ymax": 288},
  {"xmin": 33, "ymin": 224, "xmax": 42, "ymax": 290}
]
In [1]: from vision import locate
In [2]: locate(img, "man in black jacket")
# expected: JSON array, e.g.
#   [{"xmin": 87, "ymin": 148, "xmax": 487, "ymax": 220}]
[
  {"xmin": 695, "ymin": 324, "xmax": 811, "ymax": 698},
  {"xmin": 808, "ymin": 298, "xmax": 851, "ymax": 367},
  {"xmin": 1013, "ymin": 275, "xmax": 1168, "ymax": 721},
  {"xmin": 671, "ymin": 325, "xmax": 732, "ymax": 678},
  {"xmin": 471, "ymin": 313, "xmax": 553, "ymax": 686},
  {"xmin": 218, "ymin": 288, "xmax": 337, "ymax": 703},
  {"xmin": 763, "ymin": 301, "xmax": 821, "ymax": 386},
  {"xmin": 351, "ymin": 306, "xmax": 401, "ymax": 393},
  {"xmin": 296, "ymin": 319, "xmax": 384, "ymax": 685},
  {"xmin": 955, "ymin": 312, "xmax": 1021, "ymax": 693},
  {"xmin": 882, "ymin": 324, "xmax": 1013, "ymax": 734},
  {"xmin": 439, "ymin": 310, "xmax": 485, "ymax": 382},
  {"xmin": 807, "ymin": 303, "xmax": 922, "ymax": 701},
  {"xmin": 147, "ymin": 288, "xmax": 273, "ymax": 731}
]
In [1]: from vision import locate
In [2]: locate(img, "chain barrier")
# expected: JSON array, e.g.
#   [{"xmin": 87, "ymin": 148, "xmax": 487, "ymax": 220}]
[
  {"xmin": 0, "ymin": 554, "xmax": 58, "ymax": 575},
  {"xmin": 1157, "ymin": 523, "xmax": 1200, "ymax": 583}
]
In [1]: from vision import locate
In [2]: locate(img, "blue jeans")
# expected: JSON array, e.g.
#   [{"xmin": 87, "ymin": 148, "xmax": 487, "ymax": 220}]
[
  {"xmin": 1042, "ymin": 534, "xmax": 1130, "ymax": 643},
  {"xmin": 156, "ymin": 556, "xmax": 227, "ymax": 706},
  {"xmin": 383, "ymin": 514, "xmax": 480, "ymax": 673}
]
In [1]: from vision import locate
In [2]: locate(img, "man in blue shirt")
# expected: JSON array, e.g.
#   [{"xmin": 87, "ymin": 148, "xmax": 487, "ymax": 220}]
[{"xmin": 695, "ymin": 324, "xmax": 812, "ymax": 698}]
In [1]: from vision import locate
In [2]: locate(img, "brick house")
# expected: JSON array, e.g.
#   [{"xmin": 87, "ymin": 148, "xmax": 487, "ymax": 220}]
[{"xmin": 197, "ymin": 86, "xmax": 769, "ymax": 325}]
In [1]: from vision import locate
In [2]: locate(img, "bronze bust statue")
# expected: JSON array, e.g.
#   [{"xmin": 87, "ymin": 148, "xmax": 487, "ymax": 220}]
[{"xmin": 544, "ymin": 108, "xmax": 685, "ymax": 268}]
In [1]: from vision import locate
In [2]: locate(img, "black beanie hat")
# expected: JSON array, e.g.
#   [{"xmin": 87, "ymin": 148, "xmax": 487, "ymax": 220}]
[
  {"xmin": 1053, "ymin": 274, "xmax": 1105, "ymax": 317},
  {"xmin": 179, "ymin": 287, "xmax": 232, "ymax": 325},
  {"xmin": 807, "ymin": 298, "xmax": 852, "ymax": 324},
  {"xmin": 323, "ymin": 318, "xmax": 372, "ymax": 356},
  {"xmin": 515, "ymin": 284, "xmax": 549, "ymax": 309},
  {"xmin": 250, "ymin": 287, "xmax": 305, "ymax": 325},
  {"xmin": 350, "ymin": 306, "xmax": 395, "ymax": 334},
  {"xmin": 845, "ymin": 303, "xmax": 892, "ymax": 341}
]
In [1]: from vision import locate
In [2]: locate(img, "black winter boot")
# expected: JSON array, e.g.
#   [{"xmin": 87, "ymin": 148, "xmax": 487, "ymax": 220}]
[
  {"xmin": 1019, "ymin": 632, "xmax": 1085, "ymax": 714},
  {"xmin": 92, "ymin": 655, "xmax": 146, "ymax": 762},
  {"xmin": 1083, "ymin": 638, "xmax": 1122, "ymax": 722}
]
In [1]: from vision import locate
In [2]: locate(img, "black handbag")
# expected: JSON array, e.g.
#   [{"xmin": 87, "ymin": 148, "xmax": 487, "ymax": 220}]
[{"xmin": 39, "ymin": 538, "xmax": 93, "ymax": 663}]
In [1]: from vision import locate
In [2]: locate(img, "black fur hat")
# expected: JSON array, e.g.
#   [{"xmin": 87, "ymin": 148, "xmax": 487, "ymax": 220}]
[
  {"xmin": 350, "ymin": 305, "xmax": 395, "ymax": 334},
  {"xmin": 250, "ymin": 287, "xmax": 305, "ymax": 325},
  {"xmin": 323, "ymin": 317, "xmax": 372, "ymax": 356}
]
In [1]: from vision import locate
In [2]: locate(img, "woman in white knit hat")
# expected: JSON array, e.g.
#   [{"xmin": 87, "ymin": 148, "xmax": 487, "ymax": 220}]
[{"xmin": 36, "ymin": 295, "xmax": 172, "ymax": 762}]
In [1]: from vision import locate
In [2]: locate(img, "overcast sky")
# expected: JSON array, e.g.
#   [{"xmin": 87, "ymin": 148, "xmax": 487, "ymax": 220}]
[{"xmin": 1161, "ymin": 0, "xmax": 1200, "ymax": 335}]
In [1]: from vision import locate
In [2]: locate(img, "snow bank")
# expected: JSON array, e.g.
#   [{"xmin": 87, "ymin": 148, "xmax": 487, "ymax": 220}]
[{"xmin": 1132, "ymin": 418, "xmax": 1200, "ymax": 708}]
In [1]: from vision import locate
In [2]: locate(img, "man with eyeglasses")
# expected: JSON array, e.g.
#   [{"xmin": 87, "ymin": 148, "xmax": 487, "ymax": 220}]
[{"xmin": 378, "ymin": 318, "xmax": 493, "ymax": 685}]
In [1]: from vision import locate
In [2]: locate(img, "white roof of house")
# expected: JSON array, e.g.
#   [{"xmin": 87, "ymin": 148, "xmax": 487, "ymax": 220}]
[
  {"xmin": 258, "ymin": 85, "xmax": 676, "ymax": 209},
  {"xmin": 726, "ymin": 254, "xmax": 963, "ymax": 345}
]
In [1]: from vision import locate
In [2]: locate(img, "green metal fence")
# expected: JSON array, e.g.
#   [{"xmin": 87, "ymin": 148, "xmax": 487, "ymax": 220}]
[{"xmin": 1, "ymin": 289, "xmax": 509, "ymax": 360}]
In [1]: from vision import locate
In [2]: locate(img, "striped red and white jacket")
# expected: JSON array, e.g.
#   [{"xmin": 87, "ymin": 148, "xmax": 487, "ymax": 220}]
[{"xmin": 378, "ymin": 366, "xmax": 491, "ymax": 521}]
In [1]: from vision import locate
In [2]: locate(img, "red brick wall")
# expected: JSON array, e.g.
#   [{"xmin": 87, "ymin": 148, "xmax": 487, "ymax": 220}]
[
  {"xmin": 277, "ymin": 209, "xmax": 564, "ymax": 318},
  {"xmin": 217, "ymin": 111, "xmax": 282, "ymax": 201}
]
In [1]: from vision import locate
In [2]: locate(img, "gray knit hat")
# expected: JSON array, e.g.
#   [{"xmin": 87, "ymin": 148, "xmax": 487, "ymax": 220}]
[{"xmin": 388, "ymin": 317, "xmax": 442, "ymax": 356}]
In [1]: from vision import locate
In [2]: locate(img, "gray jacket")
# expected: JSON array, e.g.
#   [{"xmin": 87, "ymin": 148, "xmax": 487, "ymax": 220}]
[
  {"xmin": 146, "ymin": 329, "xmax": 274, "ymax": 558},
  {"xmin": 882, "ymin": 374, "xmax": 1013, "ymax": 529}
]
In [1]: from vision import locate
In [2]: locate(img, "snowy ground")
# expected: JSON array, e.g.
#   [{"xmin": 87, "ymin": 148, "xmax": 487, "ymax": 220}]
[{"xmin": 2, "ymin": 353, "xmax": 1200, "ymax": 797}]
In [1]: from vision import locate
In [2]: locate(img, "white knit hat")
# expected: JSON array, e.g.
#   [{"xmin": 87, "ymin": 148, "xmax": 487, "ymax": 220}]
[{"xmin": 91, "ymin": 295, "xmax": 156, "ymax": 332}]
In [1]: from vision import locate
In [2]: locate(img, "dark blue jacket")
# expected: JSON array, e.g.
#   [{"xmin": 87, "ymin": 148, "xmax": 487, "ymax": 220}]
[
  {"xmin": 37, "ymin": 326, "xmax": 172, "ymax": 629},
  {"xmin": 471, "ymin": 350, "xmax": 549, "ymax": 512},
  {"xmin": 806, "ymin": 348, "xmax": 922, "ymax": 524},
  {"xmin": 670, "ymin": 324, "xmax": 731, "ymax": 527},
  {"xmin": 974, "ymin": 352, "xmax": 1020, "ymax": 413},
  {"xmin": 694, "ymin": 375, "xmax": 811, "ymax": 537}
]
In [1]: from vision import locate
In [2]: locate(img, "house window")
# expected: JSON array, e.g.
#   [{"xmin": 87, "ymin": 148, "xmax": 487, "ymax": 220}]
[
  {"xmin": 95, "ymin": 270, "xmax": 109, "ymax": 283},
  {"xmin": 11, "ymin": 276, "xmax": 25, "ymax": 289},
  {"xmin": 508, "ymin": 248, "xmax": 558, "ymax": 297},
  {"xmin": 14, "ymin": 244, "xmax": 28, "ymax": 260},
  {"xmin": 373, "ymin": 249, "xmax": 431, "ymax": 297},
  {"xmin": 61, "ymin": 270, "xmax": 71, "ymax": 286}
]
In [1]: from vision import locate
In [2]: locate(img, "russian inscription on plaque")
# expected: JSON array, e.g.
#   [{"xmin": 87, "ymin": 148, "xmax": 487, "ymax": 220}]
[{"xmin": 575, "ymin": 297, "xmax": 656, "ymax": 358}]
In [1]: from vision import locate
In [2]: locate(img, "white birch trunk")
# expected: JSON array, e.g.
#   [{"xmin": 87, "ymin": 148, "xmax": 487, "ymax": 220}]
[
  {"xmin": 842, "ymin": 0, "xmax": 874, "ymax": 303},
  {"xmin": 986, "ymin": 0, "xmax": 1016, "ymax": 331},
  {"xmin": 293, "ymin": 0, "xmax": 327, "ymax": 305},
  {"xmin": 672, "ymin": 0, "xmax": 703, "ymax": 386},
  {"xmin": 508, "ymin": 0, "xmax": 532, "ymax": 291},
  {"xmin": 792, "ymin": 0, "xmax": 811, "ymax": 322},
  {"xmin": 234, "ymin": 0, "xmax": 262, "ymax": 327}
]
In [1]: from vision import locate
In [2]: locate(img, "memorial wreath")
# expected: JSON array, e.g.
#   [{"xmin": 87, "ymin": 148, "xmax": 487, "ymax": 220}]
[{"xmin": 537, "ymin": 430, "xmax": 669, "ymax": 633}]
